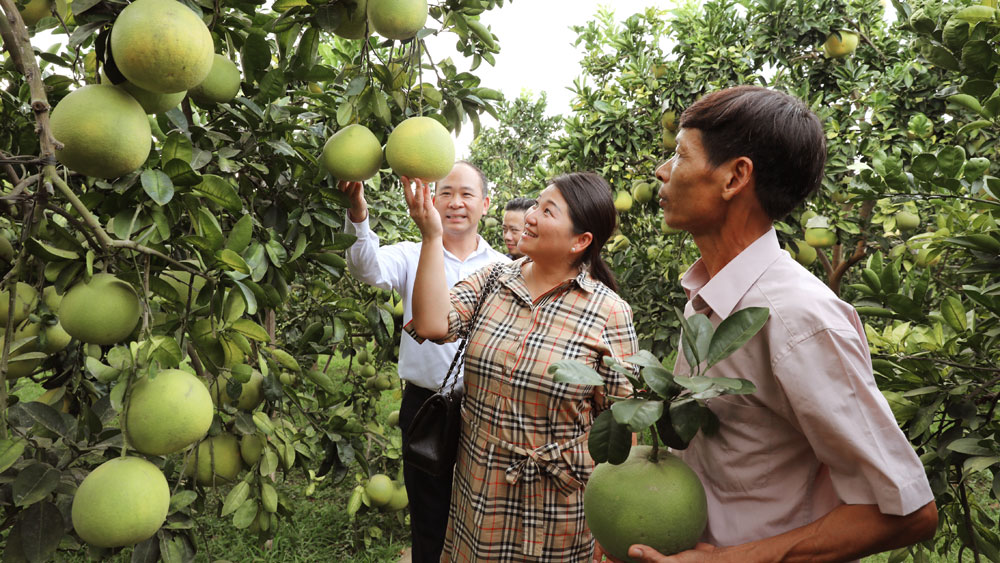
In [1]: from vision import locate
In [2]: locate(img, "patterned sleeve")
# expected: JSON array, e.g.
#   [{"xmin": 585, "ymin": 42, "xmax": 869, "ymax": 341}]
[
  {"xmin": 404, "ymin": 264, "xmax": 496, "ymax": 345},
  {"xmin": 595, "ymin": 297, "xmax": 638, "ymax": 409}
]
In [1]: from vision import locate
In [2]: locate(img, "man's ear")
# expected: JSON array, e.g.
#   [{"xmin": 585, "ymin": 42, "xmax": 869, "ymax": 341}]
[
  {"xmin": 482, "ymin": 196, "xmax": 491, "ymax": 213},
  {"xmin": 721, "ymin": 156, "xmax": 754, "ymax": 201}
]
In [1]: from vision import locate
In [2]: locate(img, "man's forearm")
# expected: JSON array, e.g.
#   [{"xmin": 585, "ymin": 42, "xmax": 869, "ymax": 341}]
[{"xmin": 708, "ymin": 502, "xmax": 938, "ymax": 563}]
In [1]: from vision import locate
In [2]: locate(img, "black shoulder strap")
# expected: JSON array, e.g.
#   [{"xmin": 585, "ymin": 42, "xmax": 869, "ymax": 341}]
[{"xmin": 439, "ymin": 264, "xmax": 504, "ymax": 394}]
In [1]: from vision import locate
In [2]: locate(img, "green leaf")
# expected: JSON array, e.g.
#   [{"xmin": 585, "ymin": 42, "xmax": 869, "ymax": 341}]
[
  {"xmin": 587, "ymin": 410, "xmax": 631, "ymax": 464},
  {"xmin": 217, "ymin": 248, "xmax": 251, "ymax": 274},
  {"xmin": 232, "ymin": 318, "xmax": 271, "ymax": 342},
  {"xmin": 265, "ymin": 239, "xmax": 287, "ymax": 267},
  {"xmin": 937, "ymin": 146, "xmax": 967, "ymax": 178},
  {"xmin": 886, "ymin": 293, "xmax": 925, "ymax": 322},
  {"xmin": 19, "ymin": 501, "xmax": 62, "ymax": 563},
  {"xmin": 0, "ymin": 438, "xmax": 27, "ymax": 473},
  {"xmin": 947, "ymin": 437, "xmax": 994, "ymax": 456},
  {"xmin": 668, "ymin": 399, "xmax": 713, "ymax": 446},
  {"xmin": 19, "ymin": 402, "xmax": 69, "ymax": 438},
  {"xmin": 25, "ymin": 237, "xmax": 79, "ymax": 261},
  {"xmin": 258, "ymin": 68, "xmax": 286, "ymax": 101},
  {"xmin": 232, "ymin": 280, "xmax": 259, "ymax": 316},
  {"xmin": 963, "ymin": 456, "xmax": 1000, "ymax": 475},
  {"xmin": 13, "ymin": 463, "xmax": 61, "ymax": 507},
  {"xmin": 196, "ymin": 208, "xmax": 225, "ymax": 250},
  {"xmin": 227, "ymin": 215, "xmax": 253, "ymax": 253},
  {"xmin": 232, "ymin": 499, "xmax": 258, "ymax": 529},
  {"xmin": 610, "ymin": 399, "xmax": 663, "ymax": 433},
  {"xmin": 911, "ymin": 153, "xmax": 937, "ymax": 181},
  {"xmin": 641, "ymin": 365, "xmax": 678, "ymax": 399},
  {"xmin": 169, "ymin": 490, "xmax": 198, "ymax": 513},
  {"xmin": 163, "ymin": 158, "xmax": 203, "ymax": 186},
  {"xmin": 194, "ymin": 175, "xmax": 242, "ymax": 213},
  {"xmin": 680, "ymin": 313, "xmax": 713, "ymax": 370},
  {"xmin": 141, "ymin": 169, "xmax": 174, "ymax": 205},
  {"xmin": 549, "ymin": 359, "xmax": 605, "ymax": 386},
  {"xmin": 941, "ymin": 295, "xmax": 968, "ymax": 333},
  {"xmin": 222, "ymin": 481, "xmax": 251, "ymax": 517},
  {"xmin": 241, "ymin": 32, "xmax": 272, "ymax": 80},
  {"xmin": 706, "ymin": 307, "xmax": 769, "ymax": 369},
  {"xmin": 925, "ymin": 46, "xmax": 961, "ymax": 70},
  {"xmin": 162, "ymin": 132, "xmax": 193, "ymax": 163}
]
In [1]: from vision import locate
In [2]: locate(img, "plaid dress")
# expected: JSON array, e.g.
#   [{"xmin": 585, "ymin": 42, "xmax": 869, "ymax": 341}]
[{"xmin": 414, "ymin": 259, "xmax": 637, "ymax": 562}]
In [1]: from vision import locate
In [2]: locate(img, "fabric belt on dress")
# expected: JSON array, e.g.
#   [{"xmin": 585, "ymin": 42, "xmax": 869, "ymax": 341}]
[{"xmin": 463, "ymin": 408, "xmax": 586, "ymax": 557}]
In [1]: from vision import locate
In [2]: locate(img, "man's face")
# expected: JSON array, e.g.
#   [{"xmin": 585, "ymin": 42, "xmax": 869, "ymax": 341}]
[
  {"xmin": 655, "ymin": 128, "xmax": 728, "ymax": 236},
  {"xmin": 502, "ymin": 210, "xmax": 526, "ymax": 257},
  {"xmin": 433, "ymin": 164, "xmax": 489, "ymax": 237}
]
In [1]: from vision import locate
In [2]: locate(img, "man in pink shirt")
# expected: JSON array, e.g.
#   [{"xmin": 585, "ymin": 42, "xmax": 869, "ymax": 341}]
[{"xmin": 624, "ymin": 86, "xmax": 938, "ymax": 562}]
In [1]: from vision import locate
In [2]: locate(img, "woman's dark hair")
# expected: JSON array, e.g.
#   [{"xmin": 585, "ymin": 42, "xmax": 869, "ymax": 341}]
[
  {"xmin": 679, "ymin": 85, "xmax": 827, "ymax": 220},
  {"xmin": 550, "ymin": 172, "xmax": 619, "ymax": 292},
  {"xmin": 504, "ymin": 197, "xmax": 536, "ymax": 213}
]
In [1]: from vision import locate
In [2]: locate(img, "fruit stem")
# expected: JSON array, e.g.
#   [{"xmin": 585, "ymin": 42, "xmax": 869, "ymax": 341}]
[{"xmin": 649, "ymin": 422, "xmax": 661, "ymax": 462}]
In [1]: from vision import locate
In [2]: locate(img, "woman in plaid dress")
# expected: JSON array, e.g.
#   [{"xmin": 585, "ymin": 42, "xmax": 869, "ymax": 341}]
[{"xmin": 403, "ymin": 171, "xmax": 638, "ymax": 561}]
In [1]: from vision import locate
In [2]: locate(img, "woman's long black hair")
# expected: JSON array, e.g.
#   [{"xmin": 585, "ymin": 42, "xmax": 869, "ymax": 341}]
[{"xmin": 550, "ymin": 172, "xmax": 619, "ymax": 292}]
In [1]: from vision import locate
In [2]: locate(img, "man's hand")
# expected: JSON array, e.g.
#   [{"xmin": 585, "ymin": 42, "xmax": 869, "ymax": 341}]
[
  {"xmin": 627, "ymin": 543, "xmax": 717, "ymax": 562},
  {"xmin": 338, "ymin": 180, "xmax": 367, "ymax": 222},
  {"xmin": 401, "ymin": 176, "xmax": 442, "ymax": 238}
]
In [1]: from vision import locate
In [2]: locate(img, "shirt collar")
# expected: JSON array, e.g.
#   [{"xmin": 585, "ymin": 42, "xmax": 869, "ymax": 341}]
[
  {"xmin": 505, "ymin": 257, "xmax": 598, "ymax": 293},
  {"xmin": 443, "ymin": 235, "xmax": 493, "ymax": 262},
  {"xmin": 680, "ymin": 228, "xmax": 783, "ymax": 319}
]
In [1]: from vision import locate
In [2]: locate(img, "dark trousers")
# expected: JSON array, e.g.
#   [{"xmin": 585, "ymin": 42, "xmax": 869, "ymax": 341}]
[{"xmin": 399, "ymin": 383, "xmax": 454, "ymax": 563}]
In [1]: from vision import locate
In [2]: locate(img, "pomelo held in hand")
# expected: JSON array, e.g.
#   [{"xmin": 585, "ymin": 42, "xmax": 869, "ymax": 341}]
[
  {"xmin": 322, "ymin": 124, "xmax": 383, "ymax": 181},
  {"xmin": 60, "ymin": 273, "xmax": 141, "ymax": 345},
  {"xmin": 71, "ymin": 457, "xmax": 169, "ymax": 547},
  {"xmin": 585, "ymin": 446, "xmax": 707, "ymax": 562},
  {"xmin": 385, "ymin": 116, "xmax": 455, "ymax": 182},
  {"xmin": 125, "ymin": 369, "xmax": 213, "ymax": 455},
  {"xmin": 367, "ymin": 0, "xmax": 427, "ymax": 40},
  {"xmin": 50, "ymin": 85, "xmax": 151, "ymax": 179},
  {"xmin": 110, "ymin": 0, "xmax": 214, "ymax": 93}
]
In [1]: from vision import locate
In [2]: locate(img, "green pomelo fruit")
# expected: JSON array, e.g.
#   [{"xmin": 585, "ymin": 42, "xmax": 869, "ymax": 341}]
[
  {"xmin": 386, "ymin": 410, "xmax": 400, "ymax": 427},
  {"xmin": 367, "ymin": 0, "xmax": 427, "ymax": 40},
  {"xmin": 794, "ymin": 240, "xmax": 817, "ymax": 266},
  {"xmin": 385, "ymin": 116, "xmax": 455, "ymax": 182},
  {"xmin": 42, "ymin": 285, "xmax": 62, "ymax": 312},
  {"xmin": 384, "ymin": 483, "xmax": 408, "ymax": 511},
  {"xmin": 119, "ymin": 79, "xmax": 186, "ymax": 114},
  {"xmin": 585, "ymin": 446, "xmax": 707, "ymax": 562},
  {"xmin": 184, "ymin": 433, "xmax": 242, "ymax": 485},
  {"xmin": 19, "ymin": 0, "xmax": 67, "ymax": 27},
  {"xmin": 208, "ymin": 369, "xmax": 264, "ymax": 410},
  {"xmin": 0, "ymin": 234, "xmax": 13, "ymax": 264},
  {"xmin": 804, "ymin": 227, "xmax": 836, "ymax": 248},
  {"xmin": 614, "ymin": 190, "xmax": 633, "ymax": 213},
  {"xmin": 71, "ymin": 457, "xmax": 169, "ymax": 547},
  {"xmin": 321, "ymin": 124, "xmax": 383, "ymax": 181},
  {"xmin": 333, "ymin": 0, "xmax": 368, "ymax": 39},
  {"xmin": 188, "ymin": 54, "xmax": 242, "ymax": 104},
  {"xmin": 240, "ymin": 433, "xmax": 266, "ymax": 465},
  {"xmin": 366, "ymin": 473, "xmax": 394, "ymax": 506},
  {"xmin": 632, "ymin": 182, "xmax": 654, "ymax": 204},
  {"xmin": 0, "ymin": 282, "xmax": 38, "ymax": 326},
  {"xmin": 50, "ymin": 85, "xmax": 151, "ymax": 179},
  {"xmin": 41, "ymin": 321, "xmax": 73, "ymax": 354},
  {"xmin": 823, "ymin": 30, "xmax": 859, "ymax": 58},
  {"xmin": 125, "ymin": 369, "xmax": 213, "ymax": 455},
  {"xmin": 110, "ymin": 0, "xmax": 214, "ymax": 93},
  {"xmin": 60, "ymin": 273, "xmax": 141, "ymax": 345},
  {"xmin": 895, "ymin": 210, "xmax": 920, "ymax": 232}
]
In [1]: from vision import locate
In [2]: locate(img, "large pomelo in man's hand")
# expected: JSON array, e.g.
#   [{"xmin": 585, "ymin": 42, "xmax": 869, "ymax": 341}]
[
  {"xmin": 50, "ymin": 85, "xmax": 151, "ymax": 179},
  {"xmin": 385, "ymin": 116, "xmax": 455, "ymax": 182},
  {"xmin": 322, "ymin": 124, "xmax": 383, "ymax": 181},
  {"xmin": 367, "ymin": 0, "xmax": 427, "ymax": 40},
  {"xmin": 110, "ymin": 0, "xmax": 214, "ymax": 94},
  {"xmin": 585, "ymin": 446, "xmax": 707, "ymax": 562},
  {"xmin": 60, "ymin": 273, "xmax": 141, "ymax": 345},
  {"xmin": 188, "ymin": 54, "xmax": 242, "ymax": 105},
  {"xmin": 125, "ymin": 369, "xmax": 213, "ymax": 455},
  {"xmin": 71, "ymin": 457, "xmax": 169, "ymax": 547}
]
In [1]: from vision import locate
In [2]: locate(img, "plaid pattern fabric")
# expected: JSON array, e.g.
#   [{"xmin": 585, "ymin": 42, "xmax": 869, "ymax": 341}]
[{"xmin": 412, "ymin": 259, "xmax": 637, "ymax": 562}]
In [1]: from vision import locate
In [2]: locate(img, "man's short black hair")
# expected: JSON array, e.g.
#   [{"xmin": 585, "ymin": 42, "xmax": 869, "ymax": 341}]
[
  {"xmin": 680, "ymin": 86, "xmax": 827, "ymax": 220},
  {"xmin": 504, "ymin": 197, "xmax": 535, "ymax": 213}
]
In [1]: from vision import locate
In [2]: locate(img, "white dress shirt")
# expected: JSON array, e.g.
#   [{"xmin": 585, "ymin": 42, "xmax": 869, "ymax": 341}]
[
  {"xmin": 344, "ymin": 215, "xmax": 510, "ymax": 391},
  {"xmin": 675, "ymin": 228, "xmax": 933, "ymax": 549}
]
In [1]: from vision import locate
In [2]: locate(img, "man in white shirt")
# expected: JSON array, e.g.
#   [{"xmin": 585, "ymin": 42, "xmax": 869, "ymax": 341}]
[
  {"xmin": 618, "ymin": 86, "xmax": 937, "ymax": 562},
  {"xmin": 340, "ymin": 161, "xmax": 509, "ymax": 563}
]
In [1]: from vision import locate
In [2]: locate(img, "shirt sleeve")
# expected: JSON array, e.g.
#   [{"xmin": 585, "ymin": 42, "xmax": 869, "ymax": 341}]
[
  {"xmin": 773, "ymin": 325, "xmax": 934, "ymax": 516},
  {"xmin": 595, "ymin": 297, "xmax": 638, "ymax": 410},
  {"xmin": 404, "ymin": 264, "xmax": 497, "ymax": 345},
  {"xmin": 343, "ymin": 215, "xmax": 409, "ymax": 292}
]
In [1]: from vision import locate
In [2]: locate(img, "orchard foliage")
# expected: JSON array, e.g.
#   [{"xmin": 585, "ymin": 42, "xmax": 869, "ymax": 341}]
[
  {"xmin": 1, "ymin": 0, "xmax": 505, "ymax": 559},
  {"xmin": 531, "ymin": 0, "xmax": 1000, "ymax": 559}
]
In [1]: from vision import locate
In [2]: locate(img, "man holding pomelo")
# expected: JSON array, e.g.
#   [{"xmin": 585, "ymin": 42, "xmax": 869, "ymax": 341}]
[{"xmin": 609, "ymin": 86, "xmax": 937, "ymax": 562}]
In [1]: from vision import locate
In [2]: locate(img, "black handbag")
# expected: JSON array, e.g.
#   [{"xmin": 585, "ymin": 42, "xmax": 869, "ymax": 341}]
[{"xmin": 403, "ymin": 266, "xmax": 502, "ymax": 476}]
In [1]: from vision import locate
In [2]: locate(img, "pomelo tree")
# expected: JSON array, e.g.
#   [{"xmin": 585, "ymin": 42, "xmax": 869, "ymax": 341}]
[{"xmin": 0, "ymin": 0, "xmax": 505, "ymax": 558}]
